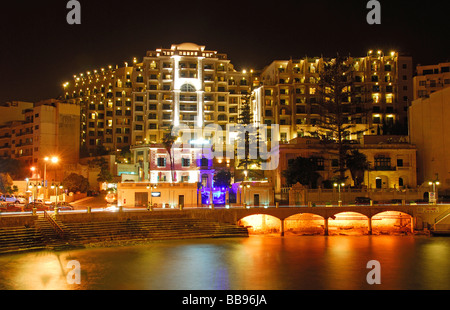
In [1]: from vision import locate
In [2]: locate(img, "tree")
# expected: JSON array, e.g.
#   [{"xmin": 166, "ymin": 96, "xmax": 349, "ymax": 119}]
[
  {"xmin": 162, "ymin": 129, "xmax": 177, "ymax": 183},
  {"xmin": 0, "ymin": 173, "xmax": 14, "ymax": 193},
  {"xmin": 88, "ymin": 157, "xmax": 113, "ymax": 183},
  {"xmin": 62, "ymin": 173, "xmax": 89, "ymax": 193},
  {"xmin": 213, "ymin": 169, "xmax": 232, "ymax": 188},
  {"xmin": 0, "ymin": 158, "xmax": 28, "ymax": 180},
  {"xmin": 345, "ymin": 150, "xmax": 370, "ymax": 188},
  {"xmin": 282, "ymin": 156, "xmax": 321, "ymax": 189},
  {"xmin": 236, "ymin": 93, "xmax": 264, "ymax": 179},
  {"xmin": 314, "ymin": 56, "xmax": 371, "ymax": 180}
]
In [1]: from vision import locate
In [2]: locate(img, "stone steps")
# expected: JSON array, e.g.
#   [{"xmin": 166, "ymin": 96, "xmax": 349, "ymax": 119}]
[
  {"xmin": 0, "ymin": 217, "xmax": 248, "ymax": 254},
  {"xmin": 59, "ymin": 218, "xmax": 248, "ymax": 244},
  {"xmin": 0, "ymin": 226, "xmax": 47, "ymax": 254}
]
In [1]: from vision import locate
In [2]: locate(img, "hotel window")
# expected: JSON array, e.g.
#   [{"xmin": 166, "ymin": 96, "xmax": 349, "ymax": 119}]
[
  {"xmin": 157, "ymin": 157, "xmax": 166, "ymax": 167},
  {"xmin": 182, "ymin": 158, "xmax": 190, "ymax": 167},
  {"xmin": 386, "ymin": 95, "xmax": 393, "ymax": 104},
  {"xmin": 135, "ymin": 124, "xmax": 143, "ymax": 131},
  {"xmin": 181, "ymin": 84, "xmax": 196, "ymax": 92},
  {"xmin": 375, "ymin": 156, "xmax": 391, "ymax": 169}
]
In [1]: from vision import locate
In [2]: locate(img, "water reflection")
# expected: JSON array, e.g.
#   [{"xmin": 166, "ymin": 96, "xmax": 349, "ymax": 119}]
[{"xmin": 0, "ymin": 236, "xmax": 448, "ymax": 290}]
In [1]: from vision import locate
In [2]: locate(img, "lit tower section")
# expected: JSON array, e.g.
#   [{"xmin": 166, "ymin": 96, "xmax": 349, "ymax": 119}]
[
  {"xmin": 197, "ymin": 56, "xmax": 204, "ymax": 128},
  {"xmin": 172, "ymin": 55, "xmax": 181, "ymax": 127}
]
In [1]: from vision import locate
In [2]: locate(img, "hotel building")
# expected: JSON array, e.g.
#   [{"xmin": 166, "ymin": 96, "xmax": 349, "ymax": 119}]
[
  {"xmin": 259, "ymin": 51, "xmax": 413, "ymax": 143},
  {"xmin": 64, "ymin": 43, "xmax": 259, "ymax": 156}
]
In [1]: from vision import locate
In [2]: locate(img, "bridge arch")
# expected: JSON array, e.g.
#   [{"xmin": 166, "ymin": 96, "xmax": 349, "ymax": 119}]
[
  {"xmin": 284, "ymin": 213, "xmax": 325, "ymax": 235},
  {"xmin": 238, "ymin": 214, "xmax": 281, "ymax": 234},
  {"xmin": 371, "ymin": 211, "xmax": 413, "ymax": 234},
  {"xmin": 327, "ymin": 212, "xmax": 370, "ymax": 235}
]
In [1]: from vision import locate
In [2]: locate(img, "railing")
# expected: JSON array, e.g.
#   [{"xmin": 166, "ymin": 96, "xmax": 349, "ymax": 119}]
[
  {"xmin": 435, "ymin": 207, "xmax": 450, "ymax": 224},
  {"xmin": 43, "ymin": 210, "xmax": 65, "ymax": 239}
]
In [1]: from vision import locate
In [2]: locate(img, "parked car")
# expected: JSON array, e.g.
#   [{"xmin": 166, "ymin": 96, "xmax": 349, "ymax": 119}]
[
  {"xmin": 355, "ymin": 197, "xmax": 372, "ymax": 205},
  {"xmin": 23, "ymin": 203, "xmax": 50, "ymax": 212},
  {"xmin": 0, "ymin": 203, "xmax": 22, "ymax": 212},
  {"xmin": 56, "ymin": 202, "xmax": 74, "ymax": 211},
  {"xmin": 15, "ymin": 196, "xmax": 27, "ymax": 204},
  {"xmin": 390, "ymin": 199, "xmax": 403, "ymax": 205},
  {"xmin": 0, "ymin": 194, "xmax": 24, "ymax": 204}
]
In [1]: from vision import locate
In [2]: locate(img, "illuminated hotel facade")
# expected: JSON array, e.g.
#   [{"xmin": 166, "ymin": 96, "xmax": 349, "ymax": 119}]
[
  {"xmin": 64, "ymin": 43, "xmax": 259, "ymax": 156},
  {"xmin": 259, "ymin": 51, "xmax": 413, "ymax": 143},
  {"xmin": 65, "ymin": 45, "xmax": 412, "ymax": 154}
]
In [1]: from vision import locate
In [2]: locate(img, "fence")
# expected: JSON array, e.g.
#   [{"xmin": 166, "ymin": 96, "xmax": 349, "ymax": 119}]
[{"xmin": 289, "ymin": 187, "xmax": 427, "ymax": 205}]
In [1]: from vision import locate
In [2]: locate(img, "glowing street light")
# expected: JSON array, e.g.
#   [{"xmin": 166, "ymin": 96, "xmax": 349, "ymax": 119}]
[
  {"xmin": 334, "ymin": 182, "xmax": 345, "ymax": 206},
  {"xmin": 43, "ymin": 156, "xmax": 59, "ymax": 199},
  {"xmin": 428, "ymin": 180, "xmax": 440, "ymax": 204}
]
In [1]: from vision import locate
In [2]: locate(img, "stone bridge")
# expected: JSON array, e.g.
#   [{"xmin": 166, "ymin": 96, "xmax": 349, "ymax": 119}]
[{"xmin": 183, "ymin": 204, "xmax": 450, "ymax": 235}]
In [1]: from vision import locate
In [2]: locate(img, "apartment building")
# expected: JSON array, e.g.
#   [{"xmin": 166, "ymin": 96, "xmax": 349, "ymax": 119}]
[
  {"xmin": 410, "ymin": 87, "xmax": 450, "ymax": 190},
  {"xmin": 413, "ymin": 62, "xmax": 450, "ymax": 100},
  {"xmin": 258, "ymin": 51, "xmax": 413, "ymax": 142},
  {"xmin": 0, "ymin": 99, "xmax": 80, "ymax": 174},
  {"xmin": 0, "ymin": 101, "xmax": 34, "ymax": 126}
]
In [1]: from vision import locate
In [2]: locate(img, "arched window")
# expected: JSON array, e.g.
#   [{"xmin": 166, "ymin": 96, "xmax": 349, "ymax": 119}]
[
  {"xmin": 399, "ymin": 177, "xmax": 404, "ymax": 187},
  {"xmin": 181, "ymin": 84, "xmax": 196, "ymax": 92}
]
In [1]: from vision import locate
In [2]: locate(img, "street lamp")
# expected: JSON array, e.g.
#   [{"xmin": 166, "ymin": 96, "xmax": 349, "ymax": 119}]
[
  {"xmin": 428, "ymin": 180, "xmax": 440, "ymax": 204},
  {"xmin": 334, "ymin": 182, "xmax": 345, "ymax": 206},
  {"xmin": 51, "ymin": 183, "xmax": 64, "ymax": 213},
  {"xmin": 44, "ymin": 156, "xmax": 59, "ymax": 200},
  {"xmin": 147, "ymin": 184, "xmax": 157, "ymax": 210}
]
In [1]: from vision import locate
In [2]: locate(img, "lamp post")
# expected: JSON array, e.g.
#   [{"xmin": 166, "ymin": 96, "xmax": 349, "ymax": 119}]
[
  {"xmin": 428, "ymin": 180, "xmax": 440, "ymax": 205},
  {"xmin": 51, "ymin": 183, "xmax": 63, "ymax": 213},
  {"xmin": 334, "ymin": 182, "xmax": 345, "ymax": 206},
  {"xmin": 147, "ymin": 184, "xmax": 157, "ymax": 210},
  {"xmin": 43, "ymin": 156, "xmax": 59, "ymax": 200}
]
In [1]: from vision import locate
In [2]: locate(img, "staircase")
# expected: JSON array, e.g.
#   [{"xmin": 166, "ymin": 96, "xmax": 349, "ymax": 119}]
[
  {"xmin": 0, "ymin": 216, "xmax": 248, "ymax": 255},
  {"xmin": 34, "ymin": 215, "xmax": 83, "ymax": 251},
  {"xmin": 432, "ymin": 208, "xmax": 450, "ymax": 236},
  {"xmin": 58, "ymin": 218, "xmax": 248, "ymax": 245},
  {"xmin": 0, "ymin": 225, "xmax": 46, "ymax": 254}
]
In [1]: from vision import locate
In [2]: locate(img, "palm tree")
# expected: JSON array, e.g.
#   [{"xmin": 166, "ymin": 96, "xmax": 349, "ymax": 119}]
[
  {"xmin": 345, "ymin": 150, "xmax": 370, "ymax": 188},
  {"xmin": 162, "ymin": 130, "xmax": 177, "ymax": 183}
]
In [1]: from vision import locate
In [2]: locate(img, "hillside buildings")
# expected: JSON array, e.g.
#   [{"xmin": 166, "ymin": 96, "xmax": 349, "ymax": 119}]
[{"xmin": 413, "ymin": 62, "xmax": 450, "ymax": 100}]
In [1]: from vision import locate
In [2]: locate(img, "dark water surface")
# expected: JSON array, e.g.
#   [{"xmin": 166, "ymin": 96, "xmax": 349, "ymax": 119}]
[{"xmin": 0, "ymin": 235, "xmax": 448, "ymax": 290}]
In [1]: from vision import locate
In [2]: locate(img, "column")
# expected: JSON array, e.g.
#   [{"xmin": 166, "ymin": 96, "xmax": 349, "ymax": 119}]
[
  {"xmin": 197, "ymin": 57, "xmax": 204, "ymax": 128},
  {"xmin": 324, "ymin": 217, "xmax": 329, "ymax": 236},
  {"xmin": 368, "ymin": 217, "xmax": 373, "ymax": 235},
  {"xmin": 280, "ymin": 219, "xmax": 285, "ymax": 237}
]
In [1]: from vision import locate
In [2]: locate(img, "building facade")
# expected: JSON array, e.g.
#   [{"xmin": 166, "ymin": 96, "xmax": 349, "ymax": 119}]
[
  {"xmin": 64, "ymin": 43, "xmax": 258, "ymax": 155},
  {"xmin": 258, "ymin": 51, "xmax": 413, "ymax": 143},
  {"xmin": 409, "ymin": 87, "xmax": 450, "ymax": 190},
  {"xmin": 272, "ymin": 135, "xmax": 417, "ymax": 198},
  {"xmin": 0, "ymin": 99, "xmax": 80, "ymax": 179},
  {"xmin": 413, "ymin": 62, "xmax": 450, "ymax": 100}
]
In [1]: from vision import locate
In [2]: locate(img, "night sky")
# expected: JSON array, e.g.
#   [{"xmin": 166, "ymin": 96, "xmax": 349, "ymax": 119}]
[{"xmin": 0, "ymin": 0, "xmax": 448, "ymax": 104}]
